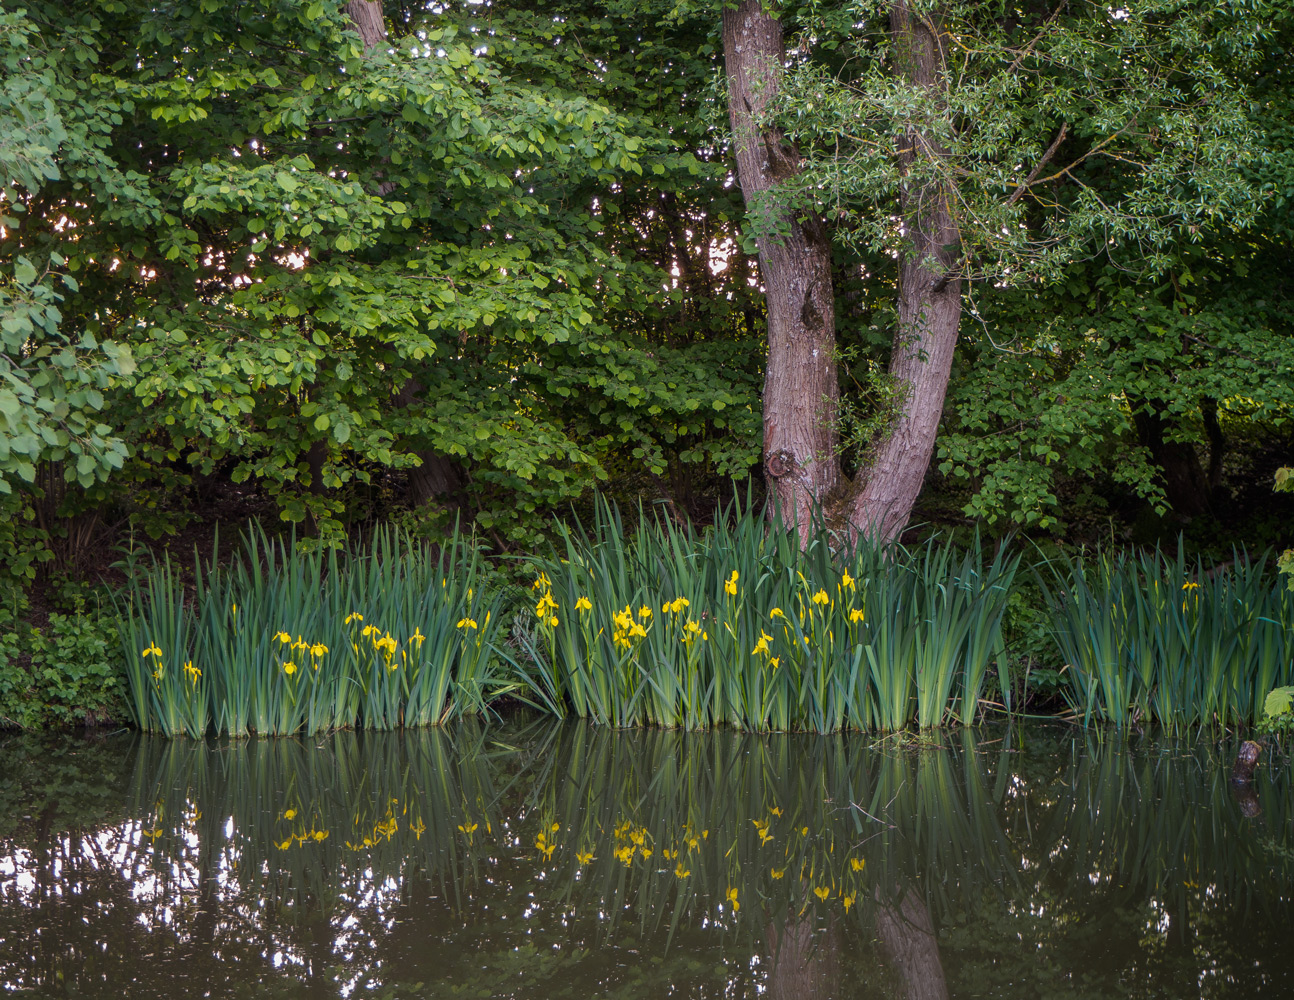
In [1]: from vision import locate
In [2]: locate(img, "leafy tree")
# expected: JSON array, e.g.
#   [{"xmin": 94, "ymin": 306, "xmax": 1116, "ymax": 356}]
[
  {"xmin": 936, "ymin": 15, "xmax": 1294, "ymax": 532},
  {"xmin": 0, "ymin": 11, "xmax": 133, "ymax": 496},
  {"xmin": 723, "ymin": 0, "xmax": 1270, "ymax": 540},
  {"xmin": 0, "ymin": 0, "xmax": 762, "ymax": 569}
]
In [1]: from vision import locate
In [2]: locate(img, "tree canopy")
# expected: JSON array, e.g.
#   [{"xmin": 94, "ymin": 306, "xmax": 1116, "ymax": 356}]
[{"xmin": 1, "ymin": 0, "xmax": 1291, "ymax": 579}]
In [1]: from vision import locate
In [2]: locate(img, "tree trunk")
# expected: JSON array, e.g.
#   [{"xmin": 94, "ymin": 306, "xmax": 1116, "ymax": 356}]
[
  {"xmin": 343, "ymin": 0, "xmax": 467, "ymax": 511},
  {"xmin": 722, "ymin": 0, "xmax": 841, "ymax": 539},
  {"xmin": 344, "ymin": 0, "xmax": 386, "ymax": 49},
  {"xmin": 1133, "ymin": 407, "xmax": 1210, "ymax": 521},
  {"xmin": 1201, "ymin": 396, "xmax": 1226, "ymax": 494},
  {"xmin": 847, "ymin": 1, "xmax": 962, "ymax": 543},
  {"xmin": 393, "ymin": 378, "xmax": 466, "ymax": 507}
]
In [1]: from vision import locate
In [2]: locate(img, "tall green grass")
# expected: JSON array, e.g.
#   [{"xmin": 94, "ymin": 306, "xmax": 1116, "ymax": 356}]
[
  {"xmin": 503, "ymin": 498, "xmax": 1020, "ymax": 733},
  {"xmin": 119, "ymin": 525, "xmax": 504, "ymax": 737},
  {"xmin": 1042, "ymin": 545, "xmax": 1294, "ymax": 730}
]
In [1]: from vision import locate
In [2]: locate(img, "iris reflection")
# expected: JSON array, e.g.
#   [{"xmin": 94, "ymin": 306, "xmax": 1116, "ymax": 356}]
[{"xmin": 0, "ymin": 724, "xmax": 1291, "ymax": 998}]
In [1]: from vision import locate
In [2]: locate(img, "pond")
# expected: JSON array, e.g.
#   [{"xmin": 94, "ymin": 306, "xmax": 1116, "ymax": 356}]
[{"xmin": 1, "ymin": 719, "xmax": 1291, "ymax": 998}]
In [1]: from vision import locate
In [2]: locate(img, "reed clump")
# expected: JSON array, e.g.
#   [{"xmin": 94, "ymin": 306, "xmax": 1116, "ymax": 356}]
[
  {"xmin": 1042, "ymin": 546, "xmax": 1294, "ymax": 730},
  {"xmin": 115, "ymin": 502, "xmax": 1294, "ymax": 738},
  {"xmin": 119, "ymin": 525, "xmax": 502, "ymax": 737},
  {"xmin": 504, "ymin": 499, "xmax": 1020, "ymax": 733}
]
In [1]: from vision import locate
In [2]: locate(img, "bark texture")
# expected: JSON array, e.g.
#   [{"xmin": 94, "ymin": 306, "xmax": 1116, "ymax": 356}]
[
  {"xmin": 344, "ymin": 0, "xmax": 386, "ymax": 49},
  {"xmin": 722, "ymin": 0, "xmax": 841, "ymax": 538},
  {"xmin": 848, "ymin": 1, "xmax": 963, "ymax": 543}
]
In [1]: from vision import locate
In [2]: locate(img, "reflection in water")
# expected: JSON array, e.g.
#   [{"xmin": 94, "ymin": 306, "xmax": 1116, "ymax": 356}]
[{"xmin": 1, "ymin": 722, "xmax": 1292, "ymax": 998}]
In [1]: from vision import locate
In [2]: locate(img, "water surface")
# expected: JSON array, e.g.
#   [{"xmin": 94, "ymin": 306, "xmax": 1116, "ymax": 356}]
[{"xmin": 1, "ymin": 720, "xmax": 1291, "ymax": 998}]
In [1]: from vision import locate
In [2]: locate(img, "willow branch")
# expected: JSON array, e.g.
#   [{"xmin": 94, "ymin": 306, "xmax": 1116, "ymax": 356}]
[{"xmin": 1005, "ymin": 122, "xmax": 1069, "ymax": 206}]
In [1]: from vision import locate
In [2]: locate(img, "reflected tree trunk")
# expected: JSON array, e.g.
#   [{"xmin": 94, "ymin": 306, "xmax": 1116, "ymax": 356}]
[
  {"xmin": 766, "ymin": 911, "xmax": 841, "ymax": 999},
  {"xmin": 873, "ymin": 888, "xmax": 949, "ymax": 1000}
]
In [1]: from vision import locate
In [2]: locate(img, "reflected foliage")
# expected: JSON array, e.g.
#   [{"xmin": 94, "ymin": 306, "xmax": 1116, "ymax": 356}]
[{"xmin": 1, "ymin": 722, "xmax": 1292, "ymax": 997}]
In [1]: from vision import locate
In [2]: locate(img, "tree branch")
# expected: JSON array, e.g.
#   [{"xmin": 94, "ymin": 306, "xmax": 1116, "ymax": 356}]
[
  {"xmin": 1004, "ymin": 1, "xmax": 1067, "ymax": 77},
  {"xmin": 1005, "ymin": 122, "xmax": 1068, "ymax": 207}
]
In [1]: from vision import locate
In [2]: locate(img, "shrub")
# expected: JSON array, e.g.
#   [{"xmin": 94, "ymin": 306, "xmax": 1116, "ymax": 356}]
[{"xmin": 0, "ymin": 593, "xmax": 125, "ymax": 729}]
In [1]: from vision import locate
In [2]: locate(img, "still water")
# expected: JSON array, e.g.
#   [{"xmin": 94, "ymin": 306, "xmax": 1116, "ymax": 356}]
[{"xmin": 1, "ymin": 719, "xmax": 1291, "ymax": 998}]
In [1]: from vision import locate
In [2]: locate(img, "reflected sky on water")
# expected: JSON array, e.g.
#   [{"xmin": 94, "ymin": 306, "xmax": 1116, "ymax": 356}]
[{"xmin": 1, "ymin": 719, "xmax": 1291, "ymax": 998}]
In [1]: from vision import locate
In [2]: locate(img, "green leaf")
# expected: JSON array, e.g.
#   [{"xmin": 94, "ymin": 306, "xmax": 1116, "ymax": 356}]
[{"xmin": 1264, "ymin": 687, "xmax": 1294, "ymax": 720}]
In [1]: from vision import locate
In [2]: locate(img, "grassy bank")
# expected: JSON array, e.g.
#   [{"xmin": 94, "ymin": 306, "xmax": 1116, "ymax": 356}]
[{"xmin": 95, "ymin": 501, "xmax": 1294, "ymax": 737}]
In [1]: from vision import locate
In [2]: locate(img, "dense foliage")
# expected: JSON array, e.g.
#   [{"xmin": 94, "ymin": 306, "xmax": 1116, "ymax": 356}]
[
  {"xmin": 765, "ymin": 0, "xmax": 1294, "ymax": 531},
  {"xmin": 3, "ymin": 0, "xmax": 1292, "ymax": 557},
  {"xmin": 0, "ymin": 0, "xmax": 763, "ymax": 578}
]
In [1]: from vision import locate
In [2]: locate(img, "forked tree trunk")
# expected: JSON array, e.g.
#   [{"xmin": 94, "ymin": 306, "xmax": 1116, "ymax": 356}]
[
  {"xmin": 847, "ymin": 1, "xmax": 962, "ymax": 543},
  {"xmin": 343, "ymin": 0, "xmax": 466, "ymax": 510},
  {"xmin": 723, "ymin": 1, "xmax": 964, "ymax": 544},
  {"xmin": 722, "ymin": 0, "xmax": 841, "ymax": 539}
]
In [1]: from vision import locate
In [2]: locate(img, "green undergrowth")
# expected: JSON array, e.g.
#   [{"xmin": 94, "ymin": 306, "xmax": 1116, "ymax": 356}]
[{"xmin": 0, "ymin": 590, "xmax": 125, "ymax": 730}]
